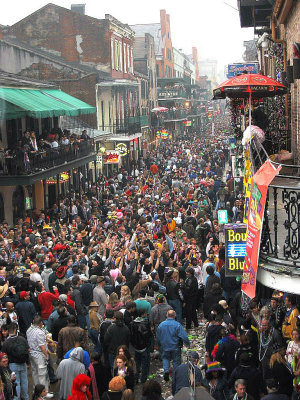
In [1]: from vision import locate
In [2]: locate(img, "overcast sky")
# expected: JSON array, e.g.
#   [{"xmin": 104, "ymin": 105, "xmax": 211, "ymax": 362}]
[{"xmin": 1, "ymin": 0, "xmax": 254, "ymax": 78}]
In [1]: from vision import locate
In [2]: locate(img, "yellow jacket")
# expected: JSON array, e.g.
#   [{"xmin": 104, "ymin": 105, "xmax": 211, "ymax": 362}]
[{"xmin": 282, "ymin": 307, "xmax": 299, "ymax": 339}]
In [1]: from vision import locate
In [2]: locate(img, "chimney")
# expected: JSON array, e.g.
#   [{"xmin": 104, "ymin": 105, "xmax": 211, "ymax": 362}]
[
  {"xmin": 71, "ymin": 4, "xmax": 86, "ymax": 15},
  {"xmin": 160, "ymin": 10, "xmax": 166, "ymax": 35}
]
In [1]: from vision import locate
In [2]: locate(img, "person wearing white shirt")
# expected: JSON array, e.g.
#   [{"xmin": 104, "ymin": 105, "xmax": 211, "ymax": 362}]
[
  {"xmin": 51, "ymin": 139, "xmax": 58, "ymax": 148},
  {"xmin": 30, "ymin": 264, "xmax": 42, "ymax": 283}
]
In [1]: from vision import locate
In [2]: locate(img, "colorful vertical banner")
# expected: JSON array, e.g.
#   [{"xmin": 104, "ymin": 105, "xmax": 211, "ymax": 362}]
[
  {"xmin": 241, "ymin": 160, "xmax": 281, "ymax": 299},
  {"xmin": 243, "ymin": 149, "xmax": 253, "ymax": 226}
]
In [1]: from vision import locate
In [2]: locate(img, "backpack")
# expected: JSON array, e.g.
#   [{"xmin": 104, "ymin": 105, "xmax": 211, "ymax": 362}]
[
  {"xmin": 8, "ymin": 337, "xmax": 29, "ymax": 363},
  {"xmin": 130, "ymin": 320, "xmax": 152, "ymax": 351}
]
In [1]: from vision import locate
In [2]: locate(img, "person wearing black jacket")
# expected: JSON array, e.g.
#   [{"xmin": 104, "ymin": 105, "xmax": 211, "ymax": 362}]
[
  {"xmin": 99, "ymin": 309, "xmax": 114, "ymax": 366},
  {"xmin": 14, "ymin": 291, "xmax": 36, "ymax": 334},
  {"xmin": 130, "ymin": 309, "xmax": 152, "ymax": 384},
  {"xmin": 71, "ymin": 276, "xmax": 88, "ymax": 329},
  {"xmin": 1, "ymin": 323, "xmax": 29, "ymax": 400},
  {"xmin": 181, "ymin": 267, "xmax": 198, "ymax": 329},
  {"xmin": 104, "ymin": 312, "xmax": 130, "ymax": 369},
  {"xmin": 205, "ymin": 314, "xmax": 224, "ymax": 357},
  {"xmin": 214, "ymin": 328, "xmax": 240, "ymax": 378},
  {"xmin": 203, "ymin": 283, "xmax": 224, "ymax": 320},
  {"xmin": 229, "ymin": 353, "xmax": 265, "ymax": 400},
  {"xmin": 166, "ymin": 270, "xmax": 182, "ymax": 324},
  {"xmin": 51, "ymin": 305, "xmax": 69, "ymax": 341},
  {"xmin": 87, "ymin": 352, "xmax": 112, "ymax": 398}
]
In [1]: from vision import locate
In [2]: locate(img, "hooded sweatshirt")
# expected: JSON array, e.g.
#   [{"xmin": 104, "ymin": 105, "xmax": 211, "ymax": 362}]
[
  {"xmin": 41, "ymin": 267, "xmax": 53, "ymax": 291},
  {"xmin": 56, "ymin": 347, "xmax": 86, "ymax": 399}
]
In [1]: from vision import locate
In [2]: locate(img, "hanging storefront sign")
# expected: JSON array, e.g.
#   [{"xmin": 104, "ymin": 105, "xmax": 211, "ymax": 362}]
[
  {"xmin": 156, "ymin": 129, "xmax": 169, "ymax": 140},
  {"xmin": 225, "ymin": 224, "xmax": 247, "ymax": 277},
  {"xmin": 241, "ymin": 160, "xmax": 281, "ymax": 299},
  {"xmin": 218, "ymin": 210, "xmax": 228, "ymax": 224},
  {"xmin": 25, "ymin": 197, "xmax": 32, "ymax": 210},
  {"xmin": 227, "ymin": 63, "xmax": 259, "ymax": 78},
  {"xmin": 184, "ymin": 121, "xmax": 192, "ymax": 126},
  {"xmin": 115, "ymin": 143, "xmax": 128, "ymax": 156},
  {"xmin": 243, "ymin": 149, "xmax": 253, "ymax": 226},
  {"xmin": 103, "ymin": 150, "xmax": 120, "ymax": 164},
  {"xmin": 47, "ymin": 172, "xmax": 69, "ymax": 185}
]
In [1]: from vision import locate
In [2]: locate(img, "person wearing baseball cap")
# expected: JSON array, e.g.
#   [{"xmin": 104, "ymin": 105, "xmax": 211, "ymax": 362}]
[
  {"xmin": 172, "ymin": 351, "xmax": 203, "ymax": 395},
  {"xmin": 15, "ymin": 291, "xmax": 36, "ymax": 334}
]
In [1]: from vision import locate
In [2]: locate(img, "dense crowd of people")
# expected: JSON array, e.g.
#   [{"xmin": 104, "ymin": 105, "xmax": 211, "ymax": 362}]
[{"xmin": 0, "ymin": 115, "xmax": 299, "ymax": 400}]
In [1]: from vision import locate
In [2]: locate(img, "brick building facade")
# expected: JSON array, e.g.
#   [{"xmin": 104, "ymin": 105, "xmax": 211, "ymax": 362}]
[
  {"xmin": 1, "ymin": 3, "xmax": 139, "ymax": 129},
  {"xmin": 131, "ymin": 9, "xmax": 175, "ymax": 79}
]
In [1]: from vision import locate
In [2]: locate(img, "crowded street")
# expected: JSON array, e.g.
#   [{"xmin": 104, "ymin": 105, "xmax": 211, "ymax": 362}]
[
  {"xmin": 0, "ymin": 111, "xmax": 298, "ymax": 400},
  {"xmin": 0, "ymin": 1, "xmax": 300, "ymax": 399}
]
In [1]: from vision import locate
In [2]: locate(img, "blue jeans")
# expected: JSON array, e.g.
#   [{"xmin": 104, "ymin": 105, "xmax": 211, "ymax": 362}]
[
  {"xmin": 162, "ymin": 349, "xmax": 182, "ymax": 373},
  {"xmin": 9, "ymin": 362, "xmax": 29, "ymax": 400},
  {"xmin": 108, "ymin": 353, "xmax": 115, "ymax": 371},
  {"xmin": 135, "ymin": 348, "xmax": 150, "ymax": 383},
  {"xmin": 168, "ymin": 299, "xmax": 182, "ymax": 324},
  {"xmin": 88, "ymin": 329, "xmax": 102, "ymax": 354},
  {"xmin": 77, "ymin": 314, "xmax": 89, "ymax": 330}
]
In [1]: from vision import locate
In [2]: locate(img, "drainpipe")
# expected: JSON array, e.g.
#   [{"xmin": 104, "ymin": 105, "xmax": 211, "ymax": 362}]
[{"xmin": 271, "ymin": 16, "xmax": 289, "ymax": 142}]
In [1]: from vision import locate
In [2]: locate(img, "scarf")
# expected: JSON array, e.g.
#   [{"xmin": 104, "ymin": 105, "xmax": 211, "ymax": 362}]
[
  {"xmin": 211, "ymin": 334, "xmax": 237, "ymax": 359},
  {"xmin": 88, "ymin": 363, "xmax": 100, "ymax": 400},
  {"xmin": 233, "ymin": 393, "xmax": 247, "ymax": 400}
]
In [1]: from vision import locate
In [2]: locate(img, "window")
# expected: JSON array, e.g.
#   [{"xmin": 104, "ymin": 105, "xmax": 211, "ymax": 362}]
[
  {"xmin": 101, "ymin": 101, "xmax": 105, "ymax": 131},
  {"xmin": 130, "ymin": 47, "xmax": 133, "ymax": 73},
  {"xmin": 114, "ymin": 40, "xmax": 119, "ymax": 70},
  {"xmin": 119, "ymin": 41, "xmax": 123, "ymax": 72},
  {"xmin": 141, "ymin": 80, "xmax": 145, "ymax": 99},
  {"xmin": 123, "ymin": 43, "xmax": 127, "ymax": 73},
  {"xmin": 167, "ymin": 48, "xmax": 172, "ymax": 61},
  {"xmin": 156, "ymin": 64, "xmax": 159, "ymax": 77},
  {"xmin": 127, "ymin": 44, "xmax": 130, "ymax": 74},
  {"xmin": 108, "ymin": 101, "xmax": 111, "ymax": 129},
  {"xmin": 111, "ymin": 38, "xmax": 114, "ymax": 70}
]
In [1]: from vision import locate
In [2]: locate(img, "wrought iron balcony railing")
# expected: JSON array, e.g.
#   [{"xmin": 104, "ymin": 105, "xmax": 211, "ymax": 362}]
[
  {"xmin": 1, "ymin": 141, "xmax": 94, "ymax": 176},
  {"xmin": 100, "ymin": 115, "xmax": 149, "ymax": 135},
  {"xmin": 249, "ymin": 137, "xmax": 300, "ymax": 269}
]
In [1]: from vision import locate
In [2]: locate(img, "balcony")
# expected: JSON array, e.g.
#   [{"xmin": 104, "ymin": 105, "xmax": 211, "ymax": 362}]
[
  {"xmin": 188, "ymin": 107, "xmax": 203, "ymax": 117},
  {"xmin": 163, "ymin": 109, "xmax": 189, "ymax": 121},
  {"xmin": 238, "ymin": 0, "xmax": 275, "ymax": 28},
  {"xmin": 157, "ymin": 88, "xmax": 187, "ymax": 100},
  {"xmin": 105, "ymin": 115, "xmax": 149, "ymax": 136},
  {"xmin": 0, "ymin": 142, "xmax": 96, "ymax": 186},
  {"xmin": 139, "ymin": 115, "xmax": 149, "ymax": 127},
  {"xmin": 249, "ymin": 138, "xmax": 300, "ymax": 294}
]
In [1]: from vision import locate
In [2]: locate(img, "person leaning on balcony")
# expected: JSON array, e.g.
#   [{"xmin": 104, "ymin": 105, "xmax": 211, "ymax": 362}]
[
  {"xmin": 80, "ymin": 129, "xmax": 90, "ymax": 140},
  {"xmin": 282, "ymin": 294, "xmax": 299, "ymax": 341},
  {"xmin": 38, "ymin": 138, "xmax": 51, "ymax": 151}
]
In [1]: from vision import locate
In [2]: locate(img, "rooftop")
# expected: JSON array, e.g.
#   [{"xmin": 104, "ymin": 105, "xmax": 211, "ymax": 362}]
[
  {"xmin": 0, "ymin": 70, "xmax": 57, "ymax": 88},
  {"xmin": 130, "ymin": 23, "xmax": 162, "ymax": 56},
  {"xmin": 1, "ymin": 35, "xmax": 106, "ymax": 77}
]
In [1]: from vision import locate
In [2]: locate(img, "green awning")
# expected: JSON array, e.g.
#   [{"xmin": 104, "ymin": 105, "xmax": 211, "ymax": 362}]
[
  {"xmin": 0, "ymin": 88, "xmax": 96, "ymax": 119},
  {"xmin": 0, "ymin": 99, "xmax": 27, "ymax": 120},
  {"xmin": 42, "ymin": 89, "xmax": 96, "ymax": 115}
]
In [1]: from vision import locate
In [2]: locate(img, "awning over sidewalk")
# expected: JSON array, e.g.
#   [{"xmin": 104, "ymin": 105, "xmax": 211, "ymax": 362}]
[{"xmin": 0, "ymin": 88, "xmax": 96, "ymax": 119}]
